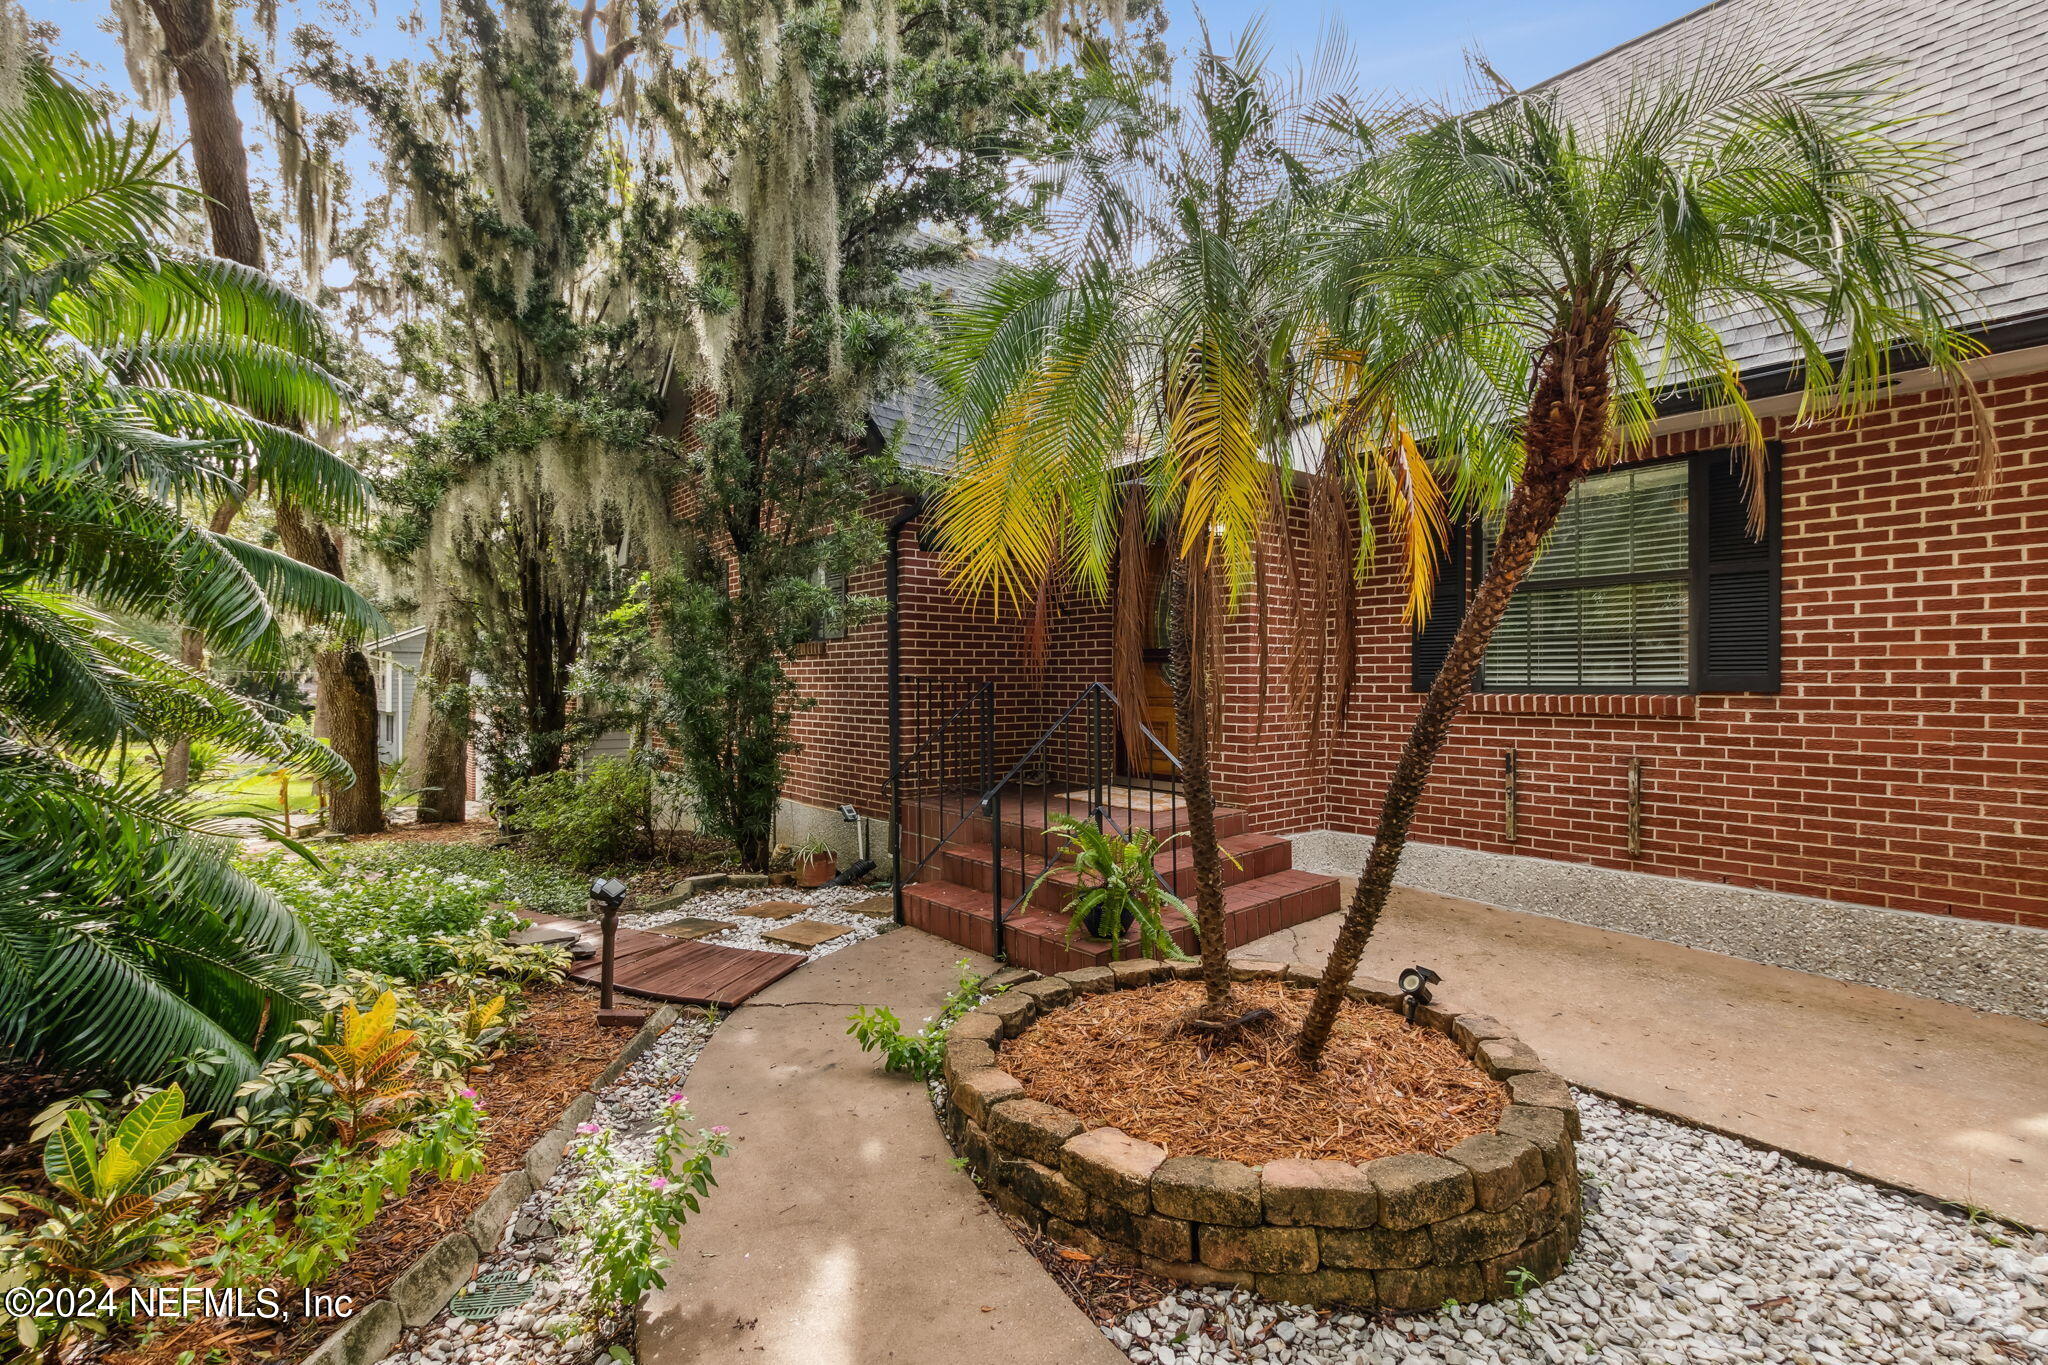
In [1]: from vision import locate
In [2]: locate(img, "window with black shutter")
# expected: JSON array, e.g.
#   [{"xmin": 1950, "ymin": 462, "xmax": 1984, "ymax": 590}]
[{"xmin": 1410, "ymin": 448, "xmax": 1780, "ymax": 694}]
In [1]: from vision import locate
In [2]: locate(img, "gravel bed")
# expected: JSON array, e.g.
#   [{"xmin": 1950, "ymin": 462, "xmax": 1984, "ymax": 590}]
[
  {"xmin": 1285, "ymin": 834, "xmax": 2048, "ymax": 1021},
  {"xmin": 625, "ymin": 883, "xmax": 892, "ymax": 959},
  {"xmin": 379, "ymin": 1011, "xmax": 720, "ymax": 1365},
  {"xmin": 1097, "ymin": 1092, "xmax": 2047, "ymax": 1365}
]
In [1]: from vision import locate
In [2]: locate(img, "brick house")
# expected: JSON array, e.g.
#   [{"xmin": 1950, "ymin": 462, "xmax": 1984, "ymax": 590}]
[{"xmin": 757, "ymin": 0, "xmax": 2046, "ymax": 994}]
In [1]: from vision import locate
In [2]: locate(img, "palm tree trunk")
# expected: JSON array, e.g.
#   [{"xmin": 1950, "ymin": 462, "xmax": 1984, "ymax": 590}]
[
  {"xmin": 1295, "ymin": 309, "xmax": 1616, "ymax": 1065},
  {"xmin": 1166, "ymin": 557, "xmax": 1233, "ymax": 1013}
]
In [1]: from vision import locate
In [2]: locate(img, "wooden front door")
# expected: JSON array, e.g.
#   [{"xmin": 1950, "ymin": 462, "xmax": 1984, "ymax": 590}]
[
  {"xmin": 1127, "ymin": 570, "xmax": 1176, "ymax": 776},
  {"xmin": 1134, "ymin": 659, "xmax": 1177, "ymax": 776}
]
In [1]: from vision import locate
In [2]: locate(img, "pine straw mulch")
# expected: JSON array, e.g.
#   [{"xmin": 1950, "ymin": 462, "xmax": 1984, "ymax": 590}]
[
  {"xmin": 1000, "ymin": 979, "xmax": 1505, "ymax": 1165},
  {"xmin": 109, "ymin": 980, "xmax": 632, "ymax": 1365},
  {"xmin": 343, "ymin": 817, "xmax": 499, "ymax": 846}
]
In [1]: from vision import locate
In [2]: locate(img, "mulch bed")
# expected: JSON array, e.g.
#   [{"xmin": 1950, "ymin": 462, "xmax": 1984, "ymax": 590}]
[
  {"xmin": 343, "ymin": 817, "xmax": 499, "ymax": 846},
  {"xmin": 1000, "ymin": 979, "xmax": 1505, "ymax": 1165},
  {"xmin": 310, "ymin": 981, "xmax": 619, "ymax": 1304},
  {"xmin": 111, "ymin": 980, "xmax": 627, "ymax": 1365}
]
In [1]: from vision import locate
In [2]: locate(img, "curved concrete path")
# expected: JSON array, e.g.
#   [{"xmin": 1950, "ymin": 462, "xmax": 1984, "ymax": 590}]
[
  {"xmin": 1239, "ymin": 884, "xmax": 2048, "ymax": 1228},
  {"xmin": 637, "ymin": 927, "xmax": 1124, "ymax": 1365}
]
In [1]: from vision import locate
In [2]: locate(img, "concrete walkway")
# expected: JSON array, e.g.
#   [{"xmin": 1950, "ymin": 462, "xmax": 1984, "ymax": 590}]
[
  {"xmin": 1239, "ymin": 884, "xmax": 2048, "ymax": 1228},
  {"xmin": 636, "ymin": 928, "xmax": 1125, "ymax": 1365}
]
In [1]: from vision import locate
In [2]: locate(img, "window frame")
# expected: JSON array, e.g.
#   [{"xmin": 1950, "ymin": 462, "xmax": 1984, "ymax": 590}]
[
  {"xmin": 1413, "ymin": 446, "xmax": 1781, "ymax": 697},
  {"xmin": 1475, "ymin": 452, "xmax": 1696, "ymax": 695},
  {"xmin": 808, "ymin": 563, "xmax": 851, "ymax": 643}
]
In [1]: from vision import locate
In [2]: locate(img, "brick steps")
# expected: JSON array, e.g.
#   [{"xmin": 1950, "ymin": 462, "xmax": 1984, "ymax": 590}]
[
  {"xmin": 900, "ymin": 797, "xmax": 1340, "ymax": 973},
  {"xmin": 926, "ymin": 831, "xmax": 1293, "ymax": 911},
  {"xmin": 902, "ymin": 793, "xmax": 1250, "ymax": 865}
]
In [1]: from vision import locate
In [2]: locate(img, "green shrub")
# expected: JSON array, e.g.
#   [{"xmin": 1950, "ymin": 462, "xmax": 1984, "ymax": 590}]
[
  {"xmin": 0, "ymin": 1087, "xmax": 216, "ymax": 1351},
  {"xmin": 497, "ymin": 757, "xmax": 654, "ymax": 872},
  {"xmin": 847, "ymin": 961, "xmax": 999, "ymax": 1082},
  {"xmin": 241, "ymin": 843, "xmax": 585, "ymax": 979},
  {"xmin": 1026, "ymin": 815, "xmax": 1196, "ymax": 962},
  {"xmin": 560, "ymin": 1095, "xmax": 730, "ymax": 1309}
]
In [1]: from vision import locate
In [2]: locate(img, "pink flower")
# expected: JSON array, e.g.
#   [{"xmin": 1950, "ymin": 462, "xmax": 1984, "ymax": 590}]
[
  {"xmin": 668, "ymin": 1092, "xmax": 688, "ymax": 1105},
  {"xmin": 459, "ymin": 1087, "xmax": 478, "ymax": 1100},
  {"xmin": 710, "ymin": 1125, "xmax": 730, "ymax": 1136},
  {"xmin": 648, "ymin": 1176, "xmax": 669, "ymax": 1191},
  {"xmin": 577, "ymin": 1122, "xmax": 601, "ymax": 1134}
]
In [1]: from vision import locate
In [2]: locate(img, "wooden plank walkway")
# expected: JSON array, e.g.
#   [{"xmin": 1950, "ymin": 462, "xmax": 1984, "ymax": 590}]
[{"xmin": 519, "ymin": 912, "xmax": 807, "ymax": 1009}]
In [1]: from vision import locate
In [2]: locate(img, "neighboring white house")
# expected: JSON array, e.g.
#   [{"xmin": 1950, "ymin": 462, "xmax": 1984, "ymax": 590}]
[{"xmin": 364, "ymin": 625, "xmax": 426, "ymax": 767}]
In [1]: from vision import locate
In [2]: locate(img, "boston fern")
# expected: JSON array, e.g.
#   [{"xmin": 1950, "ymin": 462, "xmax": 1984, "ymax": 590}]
[{"xmin": 1027, "ymin": 816, "xmax": 1196, "ymax": 963}]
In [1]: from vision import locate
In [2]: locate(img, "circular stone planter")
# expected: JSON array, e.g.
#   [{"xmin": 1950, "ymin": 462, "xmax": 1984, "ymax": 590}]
[{"xmin": 940, "ymin": 959, "xmax": 1582, "ymax": 1310}]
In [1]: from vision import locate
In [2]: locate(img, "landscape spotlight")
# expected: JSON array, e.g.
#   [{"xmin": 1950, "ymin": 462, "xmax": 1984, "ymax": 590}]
[
  {"xmin": 1399, "ymin": 964, "xmax": 1441, "ymax": 1023},
  {"xmin": 589, "ymin": 876, "xmax": 629, "ymax": 909}
]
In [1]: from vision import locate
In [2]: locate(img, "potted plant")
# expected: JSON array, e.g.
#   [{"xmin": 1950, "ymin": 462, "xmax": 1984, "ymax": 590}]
[
  {"xmin": 1026, "ymin": 816, "xmax": 1195, "ymax": 961},
  {"xmin": 792, "ymin": 837, "xmax": 837, "ymax": 888}
]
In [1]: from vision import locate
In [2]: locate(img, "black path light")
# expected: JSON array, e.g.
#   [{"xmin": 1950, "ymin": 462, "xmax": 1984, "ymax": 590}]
[
  {"xmin": 1398, "ymin": 965, "xmax": 1441, "ymax": 1024},
  {"xmin": 589, "ymin": 875, "xmax": 642, "ymax": 1028}
]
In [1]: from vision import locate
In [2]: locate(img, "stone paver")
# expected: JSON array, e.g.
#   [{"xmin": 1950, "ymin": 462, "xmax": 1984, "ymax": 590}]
[
  {"xmin": 731, "ymin": 899, "xmax": 808, "ymax": 920},
  {"xmin": 637, "ymin": 928, "xmax": 1123, "ymax": 1365},
  {"xmin": 761, "ymin": 920, "xmax": 854, "ymax": 949},
  {"xmin": 1240, "ymin": 883, "xmax": 2048, "ymax": 1226},
  {"xmin": 641, "ymin": 917, "xmax": 736, "ymax": 940}
]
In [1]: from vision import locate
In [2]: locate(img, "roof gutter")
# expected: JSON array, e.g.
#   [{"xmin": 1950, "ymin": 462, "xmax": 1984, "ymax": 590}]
[
  {"xmin": 884, "ymin": 490, "xmax": 923, "ymax": 926},
  {"xmin": 1653, "ymin": 306, "xmax": 2048, "ymax": 422}
]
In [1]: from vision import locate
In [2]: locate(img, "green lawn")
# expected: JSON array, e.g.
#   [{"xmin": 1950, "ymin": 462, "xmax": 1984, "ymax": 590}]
[{"xmin": 192, "ymin": 767, "xmax": 326, "ymax": 817}]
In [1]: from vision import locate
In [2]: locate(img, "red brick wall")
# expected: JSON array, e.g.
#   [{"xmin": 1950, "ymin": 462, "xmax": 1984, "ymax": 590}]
[
  {"xmin": 1232, "ymin": 368, "xmax": 2047, "ymax": 931},
  {"xmin": 773, "ymin": 367, "xmax": 2045, "ymax": 930},
  {"xmin": 781, "ymin": 492, "xmax": 1043, "ymax": 817}
]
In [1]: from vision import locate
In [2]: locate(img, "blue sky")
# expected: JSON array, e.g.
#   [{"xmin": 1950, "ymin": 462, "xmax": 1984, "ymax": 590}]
[{"xmin": 29, "ymin": 0, "xmax": 1701, "ymax": 109}]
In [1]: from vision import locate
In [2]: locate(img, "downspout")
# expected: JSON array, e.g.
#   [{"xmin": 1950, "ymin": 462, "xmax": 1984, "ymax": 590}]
[{"xmin": 886, "ymin": 492, "xmax": 924, "ymax": 925}]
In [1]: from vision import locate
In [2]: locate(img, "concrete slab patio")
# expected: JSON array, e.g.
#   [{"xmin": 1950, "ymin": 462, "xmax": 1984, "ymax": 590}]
[
  {"xmin": 1239, "ymin": 884, "xmax": 2048, "ymax": 1228},
  {"xmin": 636, "ymin": 927, "xmax": 1125, "ymax": 1365}
]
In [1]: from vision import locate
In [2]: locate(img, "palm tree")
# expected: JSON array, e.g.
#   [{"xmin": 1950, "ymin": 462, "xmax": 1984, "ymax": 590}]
[
  {"xmin": 932, "ymin": 33, "xmax": 1441, "ymax": 1020},
  {"xmin": 0, "ymin": 60, "xmax": 383, "ymax": 1105},
  {"xmin": 1291, "ymin": 56, "xmax": 1991, "ymax": 1064}
]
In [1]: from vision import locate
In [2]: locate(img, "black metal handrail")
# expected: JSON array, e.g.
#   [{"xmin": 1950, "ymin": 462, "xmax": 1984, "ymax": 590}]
[
  {"xmin": 896, "ymin": 679, "xmax": 994, "ymax": 887},
  {"xmin": 982, "ymin": 682, "xmax": 1183, "ymax": 961}
]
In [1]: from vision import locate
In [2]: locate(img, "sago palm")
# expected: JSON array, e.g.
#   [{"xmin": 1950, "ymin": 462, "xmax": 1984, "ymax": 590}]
[
  {"xmin": 0, "ymin": 60, "xmax": 382, "ymax": 1105},
  {"xmin": 933, "ymin": 32, "xmax": 1441, "ymax": 1019},
  {"xmin": 1292, "ymin": 55, "xmax": 1990, "ymax": 1063}
]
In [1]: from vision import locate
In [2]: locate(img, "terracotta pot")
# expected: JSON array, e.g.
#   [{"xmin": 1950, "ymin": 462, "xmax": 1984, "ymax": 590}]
[{"xmin": 795, "ymin": 852, "xmax": 836, "ymax": 888}]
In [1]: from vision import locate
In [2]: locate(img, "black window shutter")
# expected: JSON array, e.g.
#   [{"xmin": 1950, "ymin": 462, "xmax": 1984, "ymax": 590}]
[
  {"xmin": 1411, "ymin": 523, "xmax": 1468, "ymax": 691},
  {"xmin": 1692, "ymin": 447, "xmax": 1782, "ymax": 692}
]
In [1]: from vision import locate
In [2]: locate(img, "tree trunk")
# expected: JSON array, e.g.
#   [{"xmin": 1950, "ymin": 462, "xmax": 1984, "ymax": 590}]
[
  {"xmin": 145, "ymin": 0, "xmax": 266, "ymax": 270},
  {"xmin": 160, "ymin": 623, "xmax": 203, "ymax": 791},
  {"xmin": 409, "ymin": 625, "xmax": 471, "ymax": 824},
  {"xmin": 1295, "ymin": 306, "xmax": 1617, "ymax": 1066},
  {"xmin": 145, "ymin": 0, "xmax": 388, "ymax": 828},
  {"xmin": 1166, "ymin": 557, "xmax": 1234, "ymax": 1014},
  {"xmin": 276, "ymin": 503, "xmax": 385, "ymax": 833},
  {"xmin": 162, "ymin": 498, "xmax": 244, "ymax": 791}
]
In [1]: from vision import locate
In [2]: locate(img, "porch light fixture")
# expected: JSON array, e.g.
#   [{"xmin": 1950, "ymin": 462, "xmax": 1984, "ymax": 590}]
[{"xmin": 1399, "ymin": 965, "xmax": 1441, "ymax": 1023}]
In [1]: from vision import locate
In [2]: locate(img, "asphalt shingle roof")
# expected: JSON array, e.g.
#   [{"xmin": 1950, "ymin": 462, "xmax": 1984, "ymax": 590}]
[
  {"xmin": 867, "ymin": 253, "xmax": 1008, "ymax": 474},
  {"xmin": 1534, "ymin": 0, "xmax": 2048, "ymax": 373},
  {"xmin": 875, "ymin": 0, "xmax": 2048, "ymax": 467}
]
